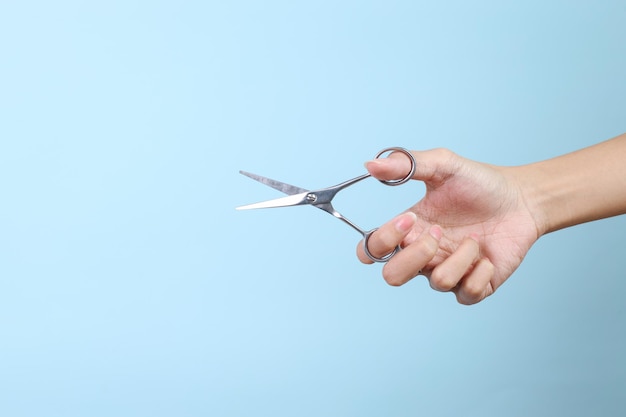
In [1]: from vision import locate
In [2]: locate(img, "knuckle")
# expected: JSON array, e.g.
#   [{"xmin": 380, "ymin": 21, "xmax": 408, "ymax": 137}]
[
  {"xmin": 458, "ymin": 285, "xmax": 484, "ymax": 305},
  {"xmin": 431, "ymin": 147, "xmax": 458, "ymax": 166},
  {"xmin": 385, "ymin": 277, "xmax": 404, "ymax": 287},
  {"xmin": 429, "ymin": 148, "xmax": 462, "ymax": 181},
  {"xmin": 456, "ymin": 293, "xmax": 478, "ymax": 306},
  {"xmin": 431, "ymin": 147, "xmax": 454, "ymax": 159},
  {"xmin": 465, "ymin": 283, "xmax": 485, "ymax": 299},
  {"xmin": 382, "ymin": 265, "xmax": 404, "ymax": 287},
  {"xmin": 429, "ymin": 269, "xmax": 456, "ymax": 292}
]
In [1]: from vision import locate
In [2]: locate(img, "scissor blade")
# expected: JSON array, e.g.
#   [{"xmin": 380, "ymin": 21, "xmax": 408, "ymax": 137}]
[
  {"xmin": 235, "ymin": 192, "xmax": 310, "ymax": 210},
  {"xmin": 239, "ymin": 171, "xmax": 308, "ymax": 196}
]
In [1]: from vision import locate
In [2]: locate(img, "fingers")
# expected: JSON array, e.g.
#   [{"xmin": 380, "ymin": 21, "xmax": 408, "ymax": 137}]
[
  {"xmin": 356, "ymin": 212, "xmax": 418, "ymax": 264},
  {"xmin": 355, "ymin": 204, "xmax": 495, "ymax": 303},
  {"xmin": 382, "ymin": 225, "xmax": 442, "ymax": 286},
  {"xmin": 356, "ymin": 210, "xmax": 442, "ymax": 285},
  {"xmin": 428, "ymin": 235, "xmax": 496, "ymax": 305},
  {"xmin": 358, "ymin": 223, "xmax": 496, "ymax": 304},
  {"xmin": 429, "ymin": 235, "xmax": 480, "ymax": 292}
]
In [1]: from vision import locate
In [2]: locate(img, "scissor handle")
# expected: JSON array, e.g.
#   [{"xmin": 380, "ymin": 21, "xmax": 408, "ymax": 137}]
[
  {"xmin": 360, "ymin": 147, "xmax": 416, "ymax": 262},
  {"xmin": 363, "ymin": 228, "xmax": 400, "ymax": 263},
  {"xmin": 374, "ymin": 147, "xmax": 416, "ymax": 186}
]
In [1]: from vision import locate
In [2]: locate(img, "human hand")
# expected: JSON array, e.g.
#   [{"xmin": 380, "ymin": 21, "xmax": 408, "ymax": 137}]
[{"xmin": 357, "ymin": 148, "xmax": 540, "ymax": 305}]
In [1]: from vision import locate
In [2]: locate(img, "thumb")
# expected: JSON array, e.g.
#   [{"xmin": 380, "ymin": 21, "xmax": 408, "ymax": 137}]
[{"xmin": 365, "ymin": 148, "xmax": 459, "ymax": 184}]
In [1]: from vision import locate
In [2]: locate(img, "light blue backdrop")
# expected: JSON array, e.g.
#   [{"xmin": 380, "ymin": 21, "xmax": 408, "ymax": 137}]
[{"xmin": 1, "ymin": 1, "xmax": 624, "ymax": 416}]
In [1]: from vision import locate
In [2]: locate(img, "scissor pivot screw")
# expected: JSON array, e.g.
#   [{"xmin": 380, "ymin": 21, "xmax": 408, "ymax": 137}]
[{"xmin": 306, "ymin": 193, "xmax": 317, "ymax": 203}]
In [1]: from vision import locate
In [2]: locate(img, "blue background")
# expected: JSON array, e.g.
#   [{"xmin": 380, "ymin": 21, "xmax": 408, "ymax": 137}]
[{"xmin": 1, "ymin": 1, "xmax": 625, "ymax": 416}]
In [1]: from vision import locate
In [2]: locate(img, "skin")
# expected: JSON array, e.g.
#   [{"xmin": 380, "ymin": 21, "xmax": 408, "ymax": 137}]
[{"xmin": 357, "ymin": 133, "xmax": 626, "ymax": 305}]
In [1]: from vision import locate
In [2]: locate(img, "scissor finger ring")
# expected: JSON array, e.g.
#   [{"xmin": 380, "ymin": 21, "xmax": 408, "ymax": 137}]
[
  {"xmin": 363, "ymin": 228, "xmax": 400, "ymax": 263},
  {"xmin": 374, "ymin": 147, "xmax": 416, "ymax": 186}
]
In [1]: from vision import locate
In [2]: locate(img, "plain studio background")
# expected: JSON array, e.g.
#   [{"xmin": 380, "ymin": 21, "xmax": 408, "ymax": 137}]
[{"xmin": 1, "ymin": 1, "xmax": 624, "ymax": 416}]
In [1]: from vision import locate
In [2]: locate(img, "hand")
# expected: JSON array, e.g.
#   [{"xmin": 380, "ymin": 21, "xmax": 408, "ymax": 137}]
[{"xmin": 357, "ymin": 148, "xmax": 540, "ymax": 305}]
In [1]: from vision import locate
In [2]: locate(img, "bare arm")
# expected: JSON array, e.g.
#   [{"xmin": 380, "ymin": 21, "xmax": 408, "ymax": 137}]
[{"xmin": 515, "ymin": 133, "xmax": 626, "ymax": 235}]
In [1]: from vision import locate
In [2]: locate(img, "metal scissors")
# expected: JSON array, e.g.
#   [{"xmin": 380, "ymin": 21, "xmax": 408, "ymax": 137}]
[{"xmin": 236, "ymin": 147, "xmax": 416, "ymax": 262}]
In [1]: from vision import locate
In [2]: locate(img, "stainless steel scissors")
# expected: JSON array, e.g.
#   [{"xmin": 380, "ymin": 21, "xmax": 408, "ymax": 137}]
[{"xmin": 236, "ymin": 147, "xmax": 416, "ymax": 262}]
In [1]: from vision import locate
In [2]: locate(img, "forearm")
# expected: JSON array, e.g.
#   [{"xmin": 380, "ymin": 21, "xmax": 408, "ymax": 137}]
[{"xmin": 512, "ymin": 133, "xmax": 626, "ymax": 236}]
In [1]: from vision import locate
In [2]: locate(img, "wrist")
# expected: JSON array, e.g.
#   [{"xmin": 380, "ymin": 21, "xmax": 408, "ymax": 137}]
[
  {"xmin": 511, "ymin": 162, "xmax": 568, "ymax": 236},
  {"xmin": 503, "ymin": 164, "xmax": 553, "ymax": 238}
]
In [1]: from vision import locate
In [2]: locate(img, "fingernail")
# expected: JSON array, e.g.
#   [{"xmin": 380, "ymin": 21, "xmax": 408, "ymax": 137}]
[
  {"xmin": 364, "ymin": 159, "xmax": 385, "ymax": 170},
  {"xmin": 469, "ymin": 233, "xmax": 480, "ymax": 242},
  {"xmin": 429, "ymin": 225, "xmax": 442, "ymax": 241},
  {"xmin": 395, "ymin": 212, "xmax": 416, "ymax": 233}
]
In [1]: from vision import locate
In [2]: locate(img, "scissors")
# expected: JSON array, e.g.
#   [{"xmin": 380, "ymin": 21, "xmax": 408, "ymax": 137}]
[{"xmin": 236, "ymin": 147, "xmax": 417, "ymax": 262}]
